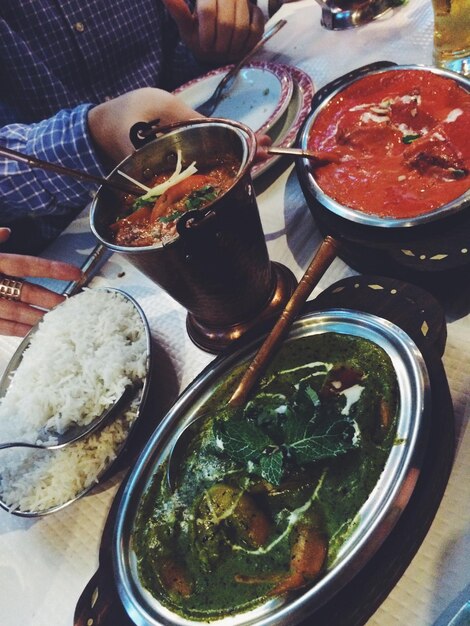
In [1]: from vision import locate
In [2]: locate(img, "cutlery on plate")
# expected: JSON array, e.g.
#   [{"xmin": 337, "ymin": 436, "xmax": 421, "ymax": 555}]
[
  {"xmin": 166, "ymin": 235, "xmax": 341, "ymax": 490},
  {"xmin": 0, "ymin": 145, "xmax": 142, "ymax": 196},
  {"xmin": 195, "ymin": 18, "xmax": 287, "ymax": 117}
]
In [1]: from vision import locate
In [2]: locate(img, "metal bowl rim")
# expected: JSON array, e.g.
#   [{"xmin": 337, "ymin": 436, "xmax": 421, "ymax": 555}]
[
  {"xmin": 298, "ymin": 64, "xmax": 470, "ymax": 229},
  {"xmin": 90, "ymin": 118, "xmax": 257, "ymax": 252},
  {"xmin": 111, "ymin": 308, "xmax": 431, "ymax": 626}
]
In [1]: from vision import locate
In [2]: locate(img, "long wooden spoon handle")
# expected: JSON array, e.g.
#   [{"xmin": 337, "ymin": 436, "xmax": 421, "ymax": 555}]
[{"xmin": 229, "ymin": 235, "xmax": 341, "ymax": 407}]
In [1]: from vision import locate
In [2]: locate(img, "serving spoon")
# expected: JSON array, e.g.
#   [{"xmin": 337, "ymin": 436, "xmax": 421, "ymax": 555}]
[
  {"xmin": 195, "ymin": 19, "xmax": 287, "ymax": 117},
  {"xmin": 0, "ymin": 384, "xmax": 137, "ymax": 452},
  {"xmin": 167, "ymin": 235, "xmax": 341, "ymax": 490},
  {"xmin": 266, "ymin": 146, "xmax": 344, "ymax": 164},
  {"xmin": 0, "ymin": 145, "xmax": 142, "ymax": 196}
]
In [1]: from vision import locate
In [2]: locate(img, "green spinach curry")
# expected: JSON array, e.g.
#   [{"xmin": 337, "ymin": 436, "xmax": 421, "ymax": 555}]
[{"xmin": 133, "ymin": 332, "xmax": 398, "ymax": 620}]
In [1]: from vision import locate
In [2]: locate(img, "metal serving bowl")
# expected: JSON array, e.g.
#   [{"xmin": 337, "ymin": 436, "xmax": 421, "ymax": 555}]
[
  {"xmin": 296, "ymin": 63, "xmax": 470, "ymax": 285},
  {"xmin": 297, "ymin": 63, "xmax": 470, "ymax": 229},
  {"xmin": 109, "ymin": 308, "xmax": 430, "ymax": 626}
]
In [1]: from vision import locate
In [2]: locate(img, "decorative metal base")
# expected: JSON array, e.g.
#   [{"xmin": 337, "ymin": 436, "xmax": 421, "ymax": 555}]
[
  {"xmin": 186, "ymin": 262, "xmax": 298, "ymax": 353},
  {"xmin": 318, "ymin": 0, "xmax": 398, "ymax": 30}
]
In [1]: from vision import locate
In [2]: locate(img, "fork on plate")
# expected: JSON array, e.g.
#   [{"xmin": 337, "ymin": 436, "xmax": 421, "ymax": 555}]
[{"xmin": 195, "ymin": 19, "xmax": 287, "ymax": 117}]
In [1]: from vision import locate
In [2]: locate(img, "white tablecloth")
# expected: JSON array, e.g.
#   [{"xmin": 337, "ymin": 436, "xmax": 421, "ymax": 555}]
[{"xmin": 1, "ymin": 1, "xmax": 469, "ymax": 624}]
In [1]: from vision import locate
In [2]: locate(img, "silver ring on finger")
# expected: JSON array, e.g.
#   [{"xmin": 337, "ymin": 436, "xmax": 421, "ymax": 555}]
[{"xmin": 0, "ymin": 275, "xmax": 24, "ymax": 301}]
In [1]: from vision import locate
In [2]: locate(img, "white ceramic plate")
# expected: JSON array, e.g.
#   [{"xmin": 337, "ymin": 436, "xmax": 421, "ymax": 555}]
[
  {"xmin": 252, "ymin": 64, "xmax": 315, "ymax": 179},
  {"xmin": 174, "ymin": 61, "xmax": 294, "ymax": 135}
]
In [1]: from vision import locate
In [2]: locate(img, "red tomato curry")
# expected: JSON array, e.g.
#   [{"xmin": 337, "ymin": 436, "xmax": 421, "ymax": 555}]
[
  {"xmin": 110, "ymin": 156, "xmax": 239, "ymax": 246},
  {"xmin": 307, "ymin": 69, "xmax": 470, "ymax": 219}
]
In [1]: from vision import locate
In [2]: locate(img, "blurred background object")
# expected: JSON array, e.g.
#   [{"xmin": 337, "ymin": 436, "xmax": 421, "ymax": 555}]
[{"xmin": 432, "ymin": 0, "xmax": 470, "ymax": 76}]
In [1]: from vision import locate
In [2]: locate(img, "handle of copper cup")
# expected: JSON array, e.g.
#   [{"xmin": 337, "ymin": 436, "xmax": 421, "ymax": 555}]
[{"xmin": 229, "ymin": 235, "xmax": 341, "ymax": 407}]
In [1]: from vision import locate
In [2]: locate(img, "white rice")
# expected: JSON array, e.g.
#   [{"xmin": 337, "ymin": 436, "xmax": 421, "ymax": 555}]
[{"xmin": 0, "ymin": 289, "xmax": 148, "ymax": 513}]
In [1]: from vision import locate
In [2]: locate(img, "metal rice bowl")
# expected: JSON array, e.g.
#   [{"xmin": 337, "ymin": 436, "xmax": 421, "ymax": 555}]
[{"xmin": 0, "ymin": 288, "xmax": 152, "ymax": 517}]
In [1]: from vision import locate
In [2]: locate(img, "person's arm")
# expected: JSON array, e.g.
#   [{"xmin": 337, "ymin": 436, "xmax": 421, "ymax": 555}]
[
  {"xmin": 0, "ymin": 89, "xmax": 202, "ymax": 249},
  {"xmin": 0, "ymin": 104, "xmax": 106, "ymax": 224}
]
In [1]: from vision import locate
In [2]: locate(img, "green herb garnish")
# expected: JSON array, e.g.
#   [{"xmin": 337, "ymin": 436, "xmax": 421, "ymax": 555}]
[
  {"xmin": 185, "ymin": 184, "xmax": 219, "ymax": 210},
  {"xmin": 131, "ymin": 196, "xmax": 155, "ymax": 211},
  {"xmin": 402, "ymin": 134, "xmax": 421, "ymax": 144},
  {"xmin": 449, "ymin": 168, "xmax": 467, "ymax": 179},
  {"xmin": 213, "ymin": 381, "xmax": 359, "ymax": 486},
  {"xmin": 158, "ymin": 210, "xmax": 185, "ymax": 223}
]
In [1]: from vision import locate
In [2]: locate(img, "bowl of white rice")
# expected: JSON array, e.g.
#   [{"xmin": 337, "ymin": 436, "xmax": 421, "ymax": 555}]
[{"xmin": 0, "ymin": 288, "xmax": 151, "ymax": 517}]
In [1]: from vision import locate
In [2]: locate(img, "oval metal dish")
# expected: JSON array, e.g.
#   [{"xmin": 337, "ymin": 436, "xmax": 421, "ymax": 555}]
[
  {"xmin": 111, "ymin": 308, "xmax": 430, "ymax": 626},
  {"xmin": 0, "ymin": 288, "xmax": 152, "ymax": 517}
]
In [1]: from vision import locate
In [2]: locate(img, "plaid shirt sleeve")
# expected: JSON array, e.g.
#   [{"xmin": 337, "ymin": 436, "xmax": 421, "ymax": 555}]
[
  {"xmin": 0, "ymin": 0, "xmax": 249, "ymax": 251},
  {"xmin": 0, "ymin": 104, "xmax": 106, "ymax": 243}
]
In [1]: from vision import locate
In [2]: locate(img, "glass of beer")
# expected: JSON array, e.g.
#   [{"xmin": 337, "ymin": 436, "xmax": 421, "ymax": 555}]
[{"xmin": 432, "ymin": 0, "xmax": 470, "ymax": 76}]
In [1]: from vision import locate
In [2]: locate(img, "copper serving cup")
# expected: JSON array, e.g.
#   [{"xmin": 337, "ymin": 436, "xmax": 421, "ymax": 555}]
[{"xmin": 90, "ymin": 119, "xmax": 296, "ymax": 353}]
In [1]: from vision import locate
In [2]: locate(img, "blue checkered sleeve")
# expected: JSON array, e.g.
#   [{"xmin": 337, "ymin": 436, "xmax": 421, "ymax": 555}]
[{"xmin": 0, "ymin": 104, "xmax": 105, "ymax": 235}]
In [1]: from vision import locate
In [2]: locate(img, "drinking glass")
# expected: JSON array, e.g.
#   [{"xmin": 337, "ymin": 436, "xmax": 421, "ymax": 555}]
[{"xmin": 432, "ymin": 0, "xmax": 470, "ymax": 76}]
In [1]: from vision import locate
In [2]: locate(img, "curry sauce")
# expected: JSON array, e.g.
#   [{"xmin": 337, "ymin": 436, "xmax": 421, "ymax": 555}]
[
  {"xmin": 308, "ymin": 69, "xmax": 470, "ymax": 219},
  {"xmin": 110, "ymin": 155, "xmax": 240, "ymax": 246},
  {"xmin": 133, "ymin": 332, "xmax": 398, "ymax": 620}
]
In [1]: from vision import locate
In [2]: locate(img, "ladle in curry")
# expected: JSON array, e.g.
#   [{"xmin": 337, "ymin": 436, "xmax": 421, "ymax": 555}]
[
  {"xmin": 266, "ymin": 146, "xmax": 343, "ymax": 164},
  {"xmin": 166, "ymin": 235, "xmax": 341, "ymax": 490},
  {"xmin": 0, "ymin": 384, "xmax": 136, "ymax": 451},
  {"xmin": 0, "ymin": 146, "xmax": 142, "ymax": 196}
]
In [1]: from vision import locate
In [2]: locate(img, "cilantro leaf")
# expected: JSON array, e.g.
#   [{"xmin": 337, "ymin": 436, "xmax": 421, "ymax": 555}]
[
  {"xmin": 131, "ymin": 196, "xmax": 155, "ymax": 211},
  {"xmin": 158, "ymin": 210, "xmax": 185, "ymax": 223},
  {"xmin": 402, "ymin": 134, "xmax": 421, "ymax": 144},
  {"xmin": 185, "ymin": 185, "xmax": 219, "ymax": 210}
]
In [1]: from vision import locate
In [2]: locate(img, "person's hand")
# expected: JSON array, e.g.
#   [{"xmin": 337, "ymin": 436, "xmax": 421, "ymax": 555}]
[
  {"xmin": 88, "ymin": 87, "xmax": 203, "ymax": 164},
  {"xmin": 88, "ymin": 87, "xmax": 272, "ymax": 165},
  {"xmin": 255, "ymin": 133, "xmax": 273, "ymax": 162},
  {"xmin": 162, "ymin": 0, "xmax": 265, "ymax": 65},
  {"xmin": 0, "ymin": 229, "xmax": 82, "ymax": 337}
]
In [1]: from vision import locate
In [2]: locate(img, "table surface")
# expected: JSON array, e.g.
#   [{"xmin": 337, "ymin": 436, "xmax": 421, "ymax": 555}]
[{"xmin": 1, "ymin": 1, "xmax": 470, "ymax": 625}]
